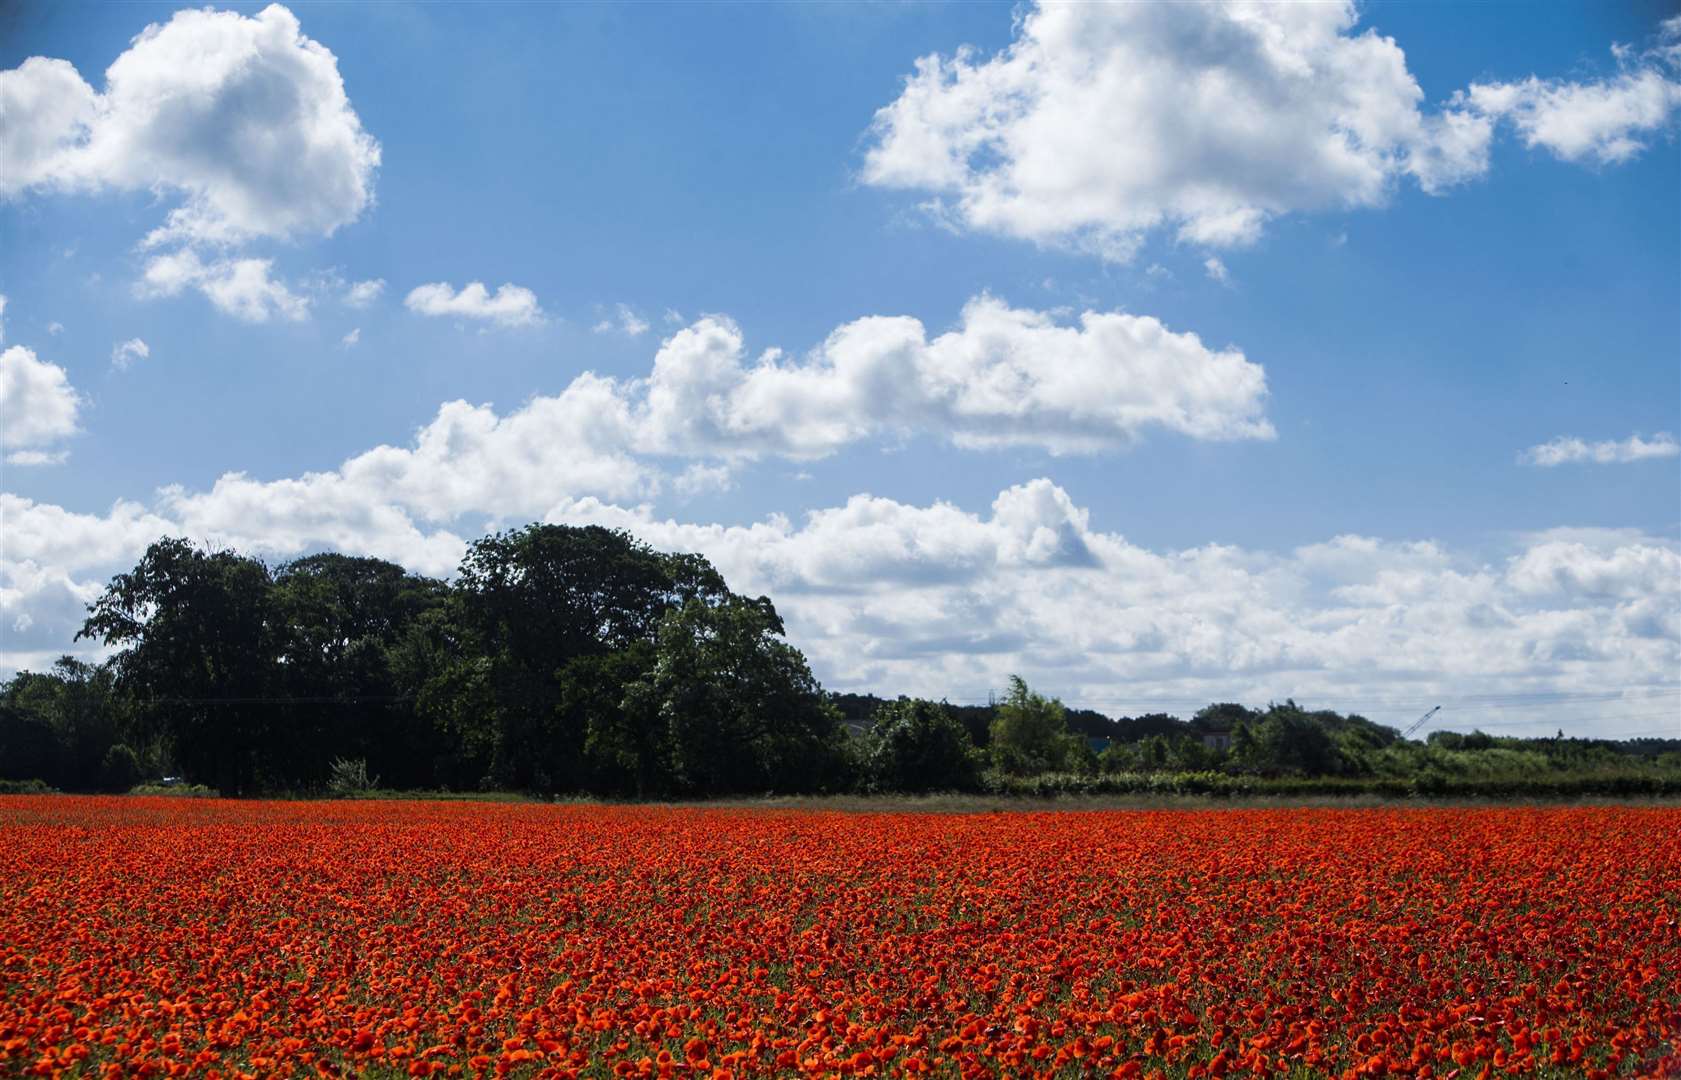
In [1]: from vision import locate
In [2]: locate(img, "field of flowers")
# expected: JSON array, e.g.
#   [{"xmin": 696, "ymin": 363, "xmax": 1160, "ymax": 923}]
[{"xmin": 2, "ymin": 798, "xmax": 1677, "ymax": 1078}]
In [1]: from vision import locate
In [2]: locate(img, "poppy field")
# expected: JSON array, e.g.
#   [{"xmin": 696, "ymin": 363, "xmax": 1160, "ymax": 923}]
[{"xmin": 2, "ymin": 798, "xmax": 1678, "ymax": 1079}]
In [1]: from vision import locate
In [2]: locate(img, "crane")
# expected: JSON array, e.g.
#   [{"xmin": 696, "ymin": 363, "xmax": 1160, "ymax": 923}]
[{"xmin": 1401, "ymin": 705, "xmax": 1441, "ymax": 740}]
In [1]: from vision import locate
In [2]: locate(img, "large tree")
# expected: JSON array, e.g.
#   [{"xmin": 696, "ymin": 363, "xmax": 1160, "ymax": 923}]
[
  {"xmin": 623, "ymin": 596, "xmax": 847, "ymax": 796},
  {"xmin": 270, "ymin": 553, "xmax": 450, "ymax": 788},
  {"xmin": 78, "ymin": 539, "xmax": 279, "ymax": 794},
  {"xmin": 437, "ymin": 524, "xmax": 732, "ymax": 792},
  {"xmin": 861, "ymin": 698, "xmax": 983, "ymax": 793}
]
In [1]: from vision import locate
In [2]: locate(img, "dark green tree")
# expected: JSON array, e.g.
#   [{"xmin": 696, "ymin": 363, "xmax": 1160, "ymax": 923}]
[
  {"xmin": 0, "ymin": 657, "xmax": 133, "ymax": 789},
  {"xmin": 861, "ymin": 698, "xmax": 983, "ymax": 792},
  {"xmin": 441, "ymin": 525, "xmax": 731, "ymax": 791},
  {"xmin": 623, "ymin": 596, "xmax": 845, "ymax": 795},
  {"xmin": 1231, "ymin": 702, "xmax": 1350, "ymax": 776},
  {"xmin": 78, "ymin": 539, "xmax": 278, "ymax": 794},
  {"xmin": 271, "ymin": 553, "xmax": 449, "ymax": 787}
]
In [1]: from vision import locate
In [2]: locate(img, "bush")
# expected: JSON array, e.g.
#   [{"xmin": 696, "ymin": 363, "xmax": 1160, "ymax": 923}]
[
  {"xmin": 100, "ymin": 744, "xmax": 143, "ymax": 792},
  {"xmin": 327, "ymin": 757, "xmax": 378, "ymax": 796},
  {"xmin": 978, "ymin": 769, "xmax": 1681, "ymax": 800},
  {"xmin": 0, "ymin": 778, "xmax": 57, "ymax": 794},
  {"xmin": 128, "ymin": 782, "xmax": 219, "ymax": 797}
]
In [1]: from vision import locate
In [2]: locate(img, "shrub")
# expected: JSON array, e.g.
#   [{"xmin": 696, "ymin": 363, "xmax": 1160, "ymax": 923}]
[
  {"xmin": 100, "ymin": 744, "xmax": 143, "ymax": 792},
  {"xmin": 0, "ymin": 778, "xmax": 56, "ymax": 794},
  {"xmin": 327, "ymin": 757, "xmax": 378, "ymax": 796},
  {"xmin": 129, "ymin": 782, "xmax": 219, "ymax": 797}
]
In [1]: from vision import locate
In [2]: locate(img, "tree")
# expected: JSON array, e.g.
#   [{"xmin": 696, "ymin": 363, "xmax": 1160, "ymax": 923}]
[
  {"xmin": 988, "ymin": 676, "xmax": 1085, "ymax": 776},
  {"xmin": 861, "ymin": 698, "xmax": 983, "ymax": 793},
  {"xmin": 1231, "ymin": 702, "xmax": 1349, "ymax": 777},
  {"xmin": 78, "ymin": 539, "xmax": 279, "ymax": 794},
  {"xmin": 0, "ymin": 658, "xmax": 133, "ymax": 789},
  {"xmin": 270, "ymin": 554, "xmax": 449, "ymax": 788},
  {"xmin": 444, "ymin": 524, "xmax": 731, "ymax": 791},
  {"xmin": 623, "ymin": 596, "xmax": 846, "ymax": 795}
]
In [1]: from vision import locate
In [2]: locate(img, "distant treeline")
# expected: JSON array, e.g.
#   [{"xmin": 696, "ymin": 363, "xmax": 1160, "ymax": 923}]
[{"xmin": 3, "ymin": 528, "xmax": 1678, "ymax": 799}]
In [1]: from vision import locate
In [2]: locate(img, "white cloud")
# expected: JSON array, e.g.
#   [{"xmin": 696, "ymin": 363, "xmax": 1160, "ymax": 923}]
[
  {"xmin": 1464, "ymin": 24, "xmax": 1681, "ymax": 165},
  {"xmin": 138, "ymin": 250, "xmax": 309, "ymax": 322},
  {"xmin": 110, "ymin": 337, "xmax": 149, "ymax": 371},
  {"xmin": 863, "ymin": 3, "xmax": 1677, "ymax": 259},
  {"xmin": 341, "ymin": 328, "xmax": 361, "ymax": 348},
  {"xmin": 46, "ymin": 322, "xmax": 63, "ymax": 336},
  {"xmin": 0, "ymin": 344, "xmax": 82, "ymax": 463},
  {"xmin": 1203, "ymin": 257, "xmax": 1230, "ymax": 284},
  {"xmin": 1520, "ymin": 433, "xmax": 1680, "ymax": 467},
  {"xmin": 593, "ymin": 303, "xmax": 651, "ymax": 337},
  {"xmin": 1507, "ymin": 533, "xmax": 1681, "ymax": 600},
  {"xmin": 150, "ymin": 374, "xmax": 654, "ymax": 555},
  {"xmin": 4, "ymin": 450, "xmax": 68, "ymax": 468},
  {"xmin": 344, "ymin": 279, "xmax": 384, "ymax": 308},
  {"xmin": 639, "ymin": 294, "xmax": 1271, "ymax": 457},
  {"xmin": 11, "ymin": 478, "xmax": 1671, "ymax": 735},
  {"xmin": 672, "ymin": 463, "xmax": 733, "ymax": 498},
  {"xmin": 862, "ymin": 1, "xmax": 1492, "ymax": 258},
  {"xmin": 0, "ymin": 4, "xmax": 379, "ymax": 247},
  {"xmin": 404, "ymin": 281, "xmax": 544, "ymax": 328}
]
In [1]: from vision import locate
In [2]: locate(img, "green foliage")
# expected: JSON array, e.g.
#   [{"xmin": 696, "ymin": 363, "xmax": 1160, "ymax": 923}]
[
  {"xmin": 327, "ymin": 757, "xmax": 378, "ymax": 796},
  {"xmin": 861, "ymin": 698, "xmax": 984, "ymax": 793},
  {"xmin": 77, "ymin": 539, "xmax": 279, "ymax": 794},
  {"xmin": 623, "ymin": 597, "xmax": 848, "ymax": 796},
  {"xmin": 0, "ymin": 778, "xmax": 56, "ymax": 794},
  {"xmin": 988, "ymin": 676, "xmax": 1088, "ymax": 776},
  {"xmin": 435, "ymin": 524, "xmax": 731, "ymax": 793},
  {"xmin": 1100, "ymin": 733, "xmax": 1217, "ymax": 774},
  {"xmin": 1230, "ymin": 701, "xmax": 1352, "ymax": 777},
  {"xmin": 0, "ymin": 657, "xmax": 134, "ymax": 790},
  {"xmin": 128, "ymin": 782, "xmax": 219, "ymax": 797},
  {"xmin": 99, "ymin": 744, "xmax": 143, "ymax": 792}
]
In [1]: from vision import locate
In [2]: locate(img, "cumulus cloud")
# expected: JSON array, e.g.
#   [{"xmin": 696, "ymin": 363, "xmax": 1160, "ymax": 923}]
[
  {"xmin": 1203, "ymin": 257, "xmax": 1230, "ymax": 284},
  {"xmin": 0, "ymin": 345, "xmax": 82, "ymax": 464},
  {"xmin": 862, "ymin": 3, "xmax": 1677, "ymax": 258},
  {"xmin": 110, "ymin": 337, "xmax": 149, "ymax": 371},
  {"xmin": 1463, "ymin": 22, "xmax": 1681, "ymax": 165},
  {"xmin": 594, "ymin": 303, "xmax": 651, "ymax": 337},
  {"xmin": 8, "ymin": 480, "xmax": 1674, "ymax": 736},
  {"xmin": 638, "ymin": 295, "xmax": 1271, "ymax": 456},
  {"xmin": 341, "ymin": 328, "xmax": 361, "ymax": 348},
  {"xmin": 138, "ymin": 250, "xmax": 309, "ymax": 322},
  {"xmin": 1520, "ymin": 433, "xmax": 1680, "ymax": 467},
  {"xmin": 343, "ymin": 279, "xmax": 385, "ymax": 308},
  {"xmin": 404, "ymin": 281, "xmax": 545, "ymax": 328},
  {"xmin": 862, "ymin": 1, "xmax": 1492, "ymax": 258},
  {"xmin": 0, "ymin": 4, "xmax": 379, "ymax": 247}
]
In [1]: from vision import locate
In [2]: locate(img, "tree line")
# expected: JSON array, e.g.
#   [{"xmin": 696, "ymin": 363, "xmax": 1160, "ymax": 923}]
[{"xmin": 3, "ymin": 527, "xmax": 1677, "ymax": 798}]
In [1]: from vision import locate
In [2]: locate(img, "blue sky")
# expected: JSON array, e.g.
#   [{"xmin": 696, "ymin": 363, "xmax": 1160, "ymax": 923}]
[{"xmin": 3, "ymin": 1, "xmax": 1678, "ymax": 736}]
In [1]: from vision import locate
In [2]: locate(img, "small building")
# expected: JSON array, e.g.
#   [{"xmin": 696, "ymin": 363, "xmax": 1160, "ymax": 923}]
[{"xmin": 1198, "ymin": 724, "xmax": 1234, "ymax": 752}]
